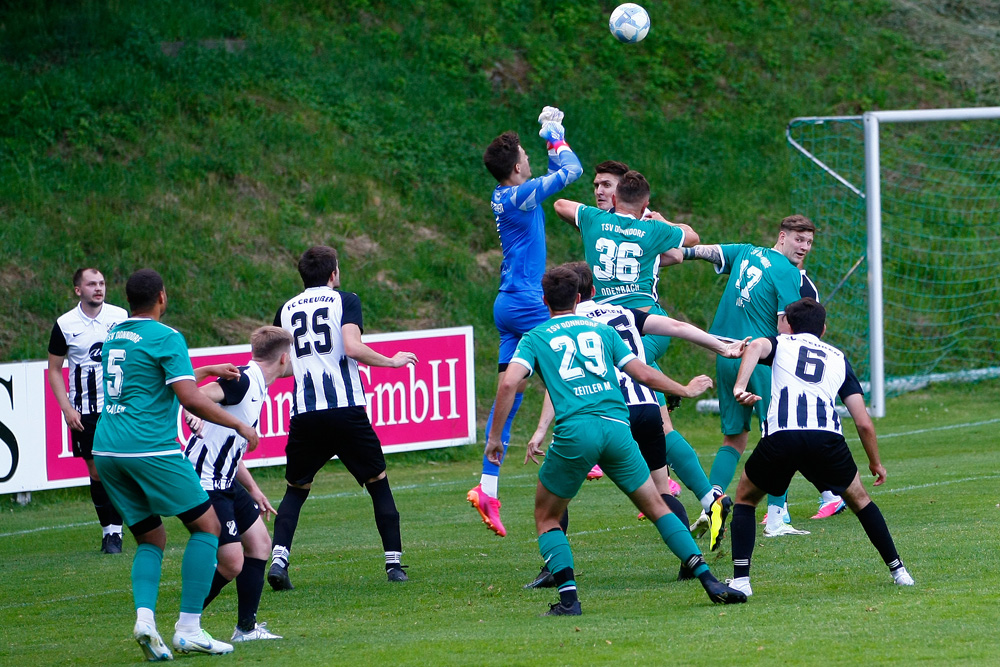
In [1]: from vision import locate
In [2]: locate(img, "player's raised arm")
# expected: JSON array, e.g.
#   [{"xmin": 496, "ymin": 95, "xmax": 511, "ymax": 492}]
[
  {"xmin": 638, "ymin": 312, "xmax": 746, "ymax": 357},
  {"xmin": 553, "ymin": 198, "xmax": 582, "ymax": 227},
  {"xmin": 679, "ymin": 244, "xmax": 725, "ymax": 266},
  {"xmin": 342, "ymin": 323, "xmax": 417, "ymax": 368},
  {"xmin": 621, "ymin": 358, "xmax": 713, "ymax": 399},
  {"xmin": 643, "ymin": 210, "xmax": 700, "ymax": 246},
  {"xmin": 171, "ymin": 379, "xmax": 259, "ymax": 451},
  {"xmin": 194, "ymin": 363, "xmax": 240, "ymax": 382},
  {"xmin": 732, "ymin": 337, "xmax": 774, "ymax": 405}
]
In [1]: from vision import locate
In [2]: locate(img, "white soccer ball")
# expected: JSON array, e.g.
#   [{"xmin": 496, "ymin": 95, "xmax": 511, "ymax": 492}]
[{"xmin": 609, "ymin": 3, "xmax": 651, "ymax": 44}]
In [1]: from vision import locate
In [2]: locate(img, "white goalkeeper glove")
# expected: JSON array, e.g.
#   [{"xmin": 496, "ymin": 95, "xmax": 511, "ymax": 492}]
[{"xmin": 537, "ymin": 106, "xmax": 565, "ymax": 124}]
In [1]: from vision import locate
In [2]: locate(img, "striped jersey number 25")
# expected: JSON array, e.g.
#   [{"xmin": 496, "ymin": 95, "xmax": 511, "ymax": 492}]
[
  {"xmin": 290, "ymin": 308, "xmax": 333, "ymax": 357},
  {"xmin": 550, "ymin": 332, "xmax": 608, "ymax": 382},
  {"xmin": 594, "ymin": 239, "xmax": 642, "ymax": 283}
]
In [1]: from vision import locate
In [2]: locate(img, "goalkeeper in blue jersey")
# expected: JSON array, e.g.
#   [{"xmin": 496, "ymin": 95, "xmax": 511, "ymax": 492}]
[{"xmin": 468, "ymin": 107, "xmax": 583, "ymax": 538}]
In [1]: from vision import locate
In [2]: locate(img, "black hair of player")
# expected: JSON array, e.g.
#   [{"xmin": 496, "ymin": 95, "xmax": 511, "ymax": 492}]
[
  {"xmin": 483, "ymin": 131, "xmax": 521, "ymax": 182},
  {"xmin": 785, "ymin": 297, "xmax": 826, "ymax": 337},
  {"xmin": 565, "ymin": 261, "xmax": 593, "ymax": 300},
  {"xmin": 73, "ymin": 267, "xmax": 101, "ymax": 287},
  {"xmin": 780, "ymin": 214, "xmax": 816, "ymax": 235},
  {"xmin": 615, "ymin": 170, "xmax": 651, "ymax": 207},
  {"xmin": 594, "ymin": 160, "xmax": 629, "ymax": 178},
  {"xmin": 541, "ymin": 266, "xmax": 580, "ymax": 312},
  {"xmin": 298, "ymin": 246, "xmax": 339, "ymax": 288},
  {"xmin": 125, "ymin": 269, "xmax": 164, "ymax": 312}
]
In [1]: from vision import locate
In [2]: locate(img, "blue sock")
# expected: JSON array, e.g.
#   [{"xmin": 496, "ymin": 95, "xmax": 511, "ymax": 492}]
[{"xmin": 481, "ymin": 393, "xmax": 522, "ymax": 475}]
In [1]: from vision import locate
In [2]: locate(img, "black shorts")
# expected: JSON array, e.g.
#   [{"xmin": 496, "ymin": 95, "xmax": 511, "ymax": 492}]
[
  {"xmin": 208, "ymin": 483, "xmax": 261, "ymax": 546},
  {"xmin": 629, "ymin": 404, "xmax": 667, "ymax": 472},
  {"xmin": 743, "ymin": 429, "xmax": 859, "ymax": 497},
  {"xmin": 284, "ymin": 407, "xmax": 387, "ymax": 487},
  {"xmin": 72, "ymin": 412, "xmax": 101, "ymax": 460}
]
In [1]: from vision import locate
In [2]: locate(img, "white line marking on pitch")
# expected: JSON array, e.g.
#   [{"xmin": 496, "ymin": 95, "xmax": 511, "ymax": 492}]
[{"xmin": 3, "ymin": 416, "xmax": 991, "ymax": 541}]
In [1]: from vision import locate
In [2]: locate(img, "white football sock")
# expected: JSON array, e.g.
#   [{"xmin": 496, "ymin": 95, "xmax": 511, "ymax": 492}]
[
  {"xmin": 479, "ymin": 474, "xmax": 499, "ymax": 498},
  {"xmin": 765, "ymin": 504, "xmax": 784, "ymax": 531},
  {"xmin": 700, "ymin": 490, "xmax": 717, "ymax": 513},
  {"xmin": 820, "ymin": 490, "xmax": 839, "ymax": 504}
]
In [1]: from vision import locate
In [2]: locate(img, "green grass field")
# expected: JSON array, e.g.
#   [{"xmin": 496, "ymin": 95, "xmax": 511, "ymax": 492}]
[{"xmin": 4, "ymin": 378, "xmax": 998, "ymax": 665}]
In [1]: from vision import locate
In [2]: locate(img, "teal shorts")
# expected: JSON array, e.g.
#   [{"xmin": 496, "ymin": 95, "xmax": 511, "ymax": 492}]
[
  {"xmin": 94, "ymin": 452, "xmax": 210, "ymax": 528},
  {"xmin": 539, "ymin": 416, "xmax": 651, "ymax": 499},
  {"xmin": 716, "ymin": 356, "xmax": 771, "ymax": 436}
]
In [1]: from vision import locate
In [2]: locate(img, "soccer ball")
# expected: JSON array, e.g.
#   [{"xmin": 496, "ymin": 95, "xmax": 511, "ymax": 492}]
[{"xmin": 609, "ymin": 3, "xmax": 650, "ymax": 44}]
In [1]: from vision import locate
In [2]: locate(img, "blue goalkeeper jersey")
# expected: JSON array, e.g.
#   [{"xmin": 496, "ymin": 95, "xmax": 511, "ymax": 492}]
[{"xmin": 492, "ymin": 146, "xmax": 583, "ymax": 294}]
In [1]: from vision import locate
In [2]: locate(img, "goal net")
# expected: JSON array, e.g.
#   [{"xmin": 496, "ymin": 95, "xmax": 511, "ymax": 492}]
[{"xmin": 787, "ymin": 108, "xmax": 1000, "ymax": 415}]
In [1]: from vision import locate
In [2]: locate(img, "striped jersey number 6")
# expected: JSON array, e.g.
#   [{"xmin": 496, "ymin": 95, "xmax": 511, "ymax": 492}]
[
  {"xmin": 735, "ymin": 259, "xmax": 763, "ymax": 301},
  {"xmin": 594, "ymin": 239, "xmax": 642, "ymax": 283},
  {"xmin": 550, "ymin": 332, "xmax": 608, "ymax": 382},
  {"xmin": 106, "ymin": 349, "xmax": 126, "ymax": 399}
]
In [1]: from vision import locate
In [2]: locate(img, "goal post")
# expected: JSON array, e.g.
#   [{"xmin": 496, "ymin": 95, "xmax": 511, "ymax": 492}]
[{"xmin": 787, "ymin": 107, "xmax": 1000, "ymax": 417}]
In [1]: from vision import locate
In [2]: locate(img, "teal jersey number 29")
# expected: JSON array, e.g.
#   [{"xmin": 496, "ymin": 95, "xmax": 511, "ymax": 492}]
[{"xmin": 510, "ymin": 315, "xmax": 635, "ymax": 428}]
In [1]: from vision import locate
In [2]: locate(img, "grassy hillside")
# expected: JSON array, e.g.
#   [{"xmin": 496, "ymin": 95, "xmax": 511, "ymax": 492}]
[{"xmin": 0, "ymin": 0, "xmax": 993, "ymax": 434}]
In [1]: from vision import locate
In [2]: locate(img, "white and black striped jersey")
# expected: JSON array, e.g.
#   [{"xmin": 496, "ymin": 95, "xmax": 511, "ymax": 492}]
[
  {"xmin": 758, "ymin": 333, "xmax": 863, "ymax": 437},
  {"xmin": 800, "ymin": 269, "xmax": 819, "ymax": 301},
  {"xmin": 274, "ymin": 286, "xmax": 366, "ymax": 414},
  {"xmin": 576, "ymin": 299, "xmax": 657, "ymax": 407},
  {"xmin": 184, "ymin": 362, "xmax": 266, "ymax": 491},
  {"xmin": 47, "ymin": 303, "xmax": 129, "ymax": 415}
]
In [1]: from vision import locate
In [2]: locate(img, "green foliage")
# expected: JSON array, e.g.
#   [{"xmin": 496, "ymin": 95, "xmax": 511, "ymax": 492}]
[
  {"xmin": 2, "ymin": 380, "xmax": 999, "ymax": 664},
  {"xmin": 0, "ymin": 0, "xmax": 980, "ymax": 418}
]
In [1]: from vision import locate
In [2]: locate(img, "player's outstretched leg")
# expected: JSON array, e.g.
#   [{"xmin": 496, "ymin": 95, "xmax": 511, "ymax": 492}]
[
  {"xmin": 538, "ymin": 528, "xmax": 582, "ymax": 615},
  {"xmin": 650, "ymin": 512, "xmax": 746, "ymax": 604},
  {"xmin": 469, "ymin": 395, "xmax": 522, "ymax": 537},
  {"xmin": 524, "ymin": 510, "xmax": 567, "ymax": 589},
  {"xmin": 131, "ymin": 543, "xmax": 172, "ymax": 661},
  {"xmin": 269, "ymin": 485, "xmax": 310, "ymax": 590},
  {"xmin": 852, "ymin": 498, "xmax": 914, "ymax": 586},
  {"xmin": 172, "ymin": 532, "xmax": 233, "ymax": 655},
  {"xmin": 728, "ymin": 502, "xmax": 756, "ymax": 596},
  {"xmin": 366, "ymin": 476, "xmax": 408, "ymax": 582}
]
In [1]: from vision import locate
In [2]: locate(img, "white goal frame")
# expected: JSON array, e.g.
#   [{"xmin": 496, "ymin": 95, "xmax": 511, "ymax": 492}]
[{"xmin": 787, "ymin": 106, "xmax": 1000, "ymax": 417}]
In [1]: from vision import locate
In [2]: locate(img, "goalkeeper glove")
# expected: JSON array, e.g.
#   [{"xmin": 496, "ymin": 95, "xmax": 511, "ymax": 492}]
[
  {"xmin": 537, "ymin": 105, "xmax": 565, "ymax": 125},
  {"xmin": 539, "ymin": 121, "xmax": 567, "ymax": 150}
]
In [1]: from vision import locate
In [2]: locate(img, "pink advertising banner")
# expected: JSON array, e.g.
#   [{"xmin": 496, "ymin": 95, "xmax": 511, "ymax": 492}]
[{"xmin": 2, "ymin": 326, "xmax": 475, "ymax": 493}]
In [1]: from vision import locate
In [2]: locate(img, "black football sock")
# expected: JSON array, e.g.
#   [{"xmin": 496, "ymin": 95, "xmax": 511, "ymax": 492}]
[
  {"xmin": 731, "ymin": 503, "xmax": 756, "ymax": 579},
  {"xmin": 90, "ymin": 478, "xmax": 122, "ymax": 528},
  {"xmin": 272, "ymin": 485, "xmax": 310, "ymax": 563},
  {"xmin": 855, "ymin": 501, "xmax": 903, "ymax": 570},
  {"xmin": 552, "ymin": 567, "xmax": 578, "ymax": 606},
  {"xmin": 365, "ymin": 477, "xmax": 402, "ymax": 561},
  {"xmin": 236, "ymin": 557, "xmax": 267, "ymax": 631},
  {"xmin": 662, "ymin": 493, "xmax": 689, "ymax": 527},
  {"xmin": 202, "ymin": 570, "xmax": 232, "ymax": 609},
  {"xmin": 559, "ymin": 509, "xmax": 569, "ymax": 533}
]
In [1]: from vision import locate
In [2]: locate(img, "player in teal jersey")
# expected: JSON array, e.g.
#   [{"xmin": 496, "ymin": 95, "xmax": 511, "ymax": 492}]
[
  {"xmin": 556, "ymin": 168, "xmax": 699, "ymax": 487},
  {"xmin": 676, "ymin": 215, "xmax": 816, "ymax": 541},
  {"xmin": 93, "ymin": 269, "xmax": 261, "ymax": 661},
  {"xmin": 485, "ymin": 265, "xmax": 746, "ymax": 615}
]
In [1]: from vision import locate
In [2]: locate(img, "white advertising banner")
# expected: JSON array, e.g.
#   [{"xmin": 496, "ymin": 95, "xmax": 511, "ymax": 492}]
[{"xmin": 0, "ymin": 326, "xmax": 476, "ymax": 494}]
